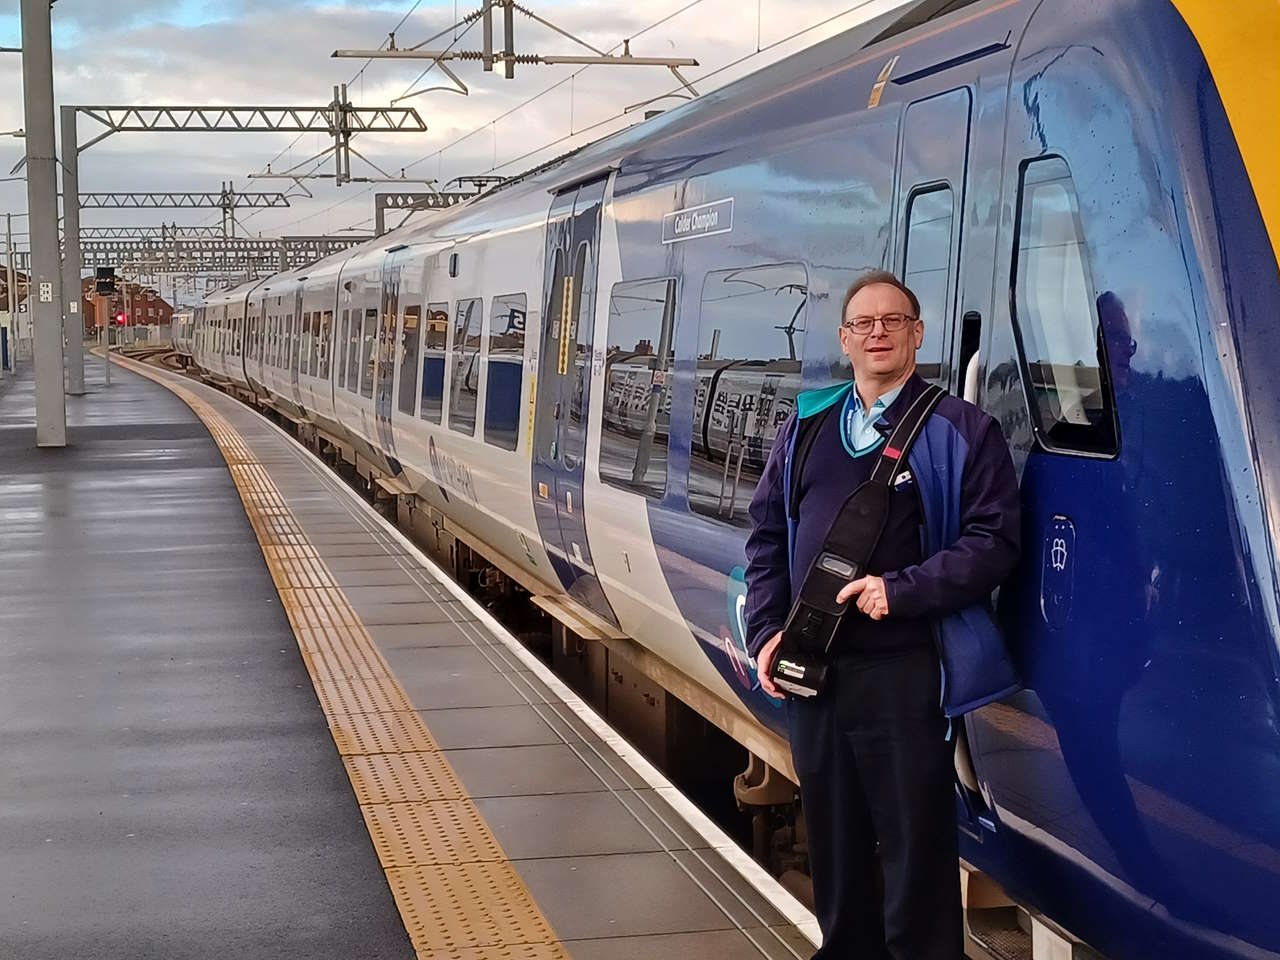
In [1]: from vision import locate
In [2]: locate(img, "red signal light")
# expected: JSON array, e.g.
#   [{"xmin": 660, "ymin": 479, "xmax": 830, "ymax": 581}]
[{"xmin": 115, "ymin": 312, "xmax": 127, "ymax": 325}]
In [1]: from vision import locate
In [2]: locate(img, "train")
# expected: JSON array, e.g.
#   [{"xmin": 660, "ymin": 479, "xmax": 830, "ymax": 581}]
[{"xmin": 177, "ymin": 0, "xmax": 1280, "ymax": 957}]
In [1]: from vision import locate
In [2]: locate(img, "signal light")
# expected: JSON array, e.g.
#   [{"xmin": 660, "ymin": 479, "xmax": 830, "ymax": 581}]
[{"xmin": 115, "ymin": 312, "xmax": 127, "ymax": 325}]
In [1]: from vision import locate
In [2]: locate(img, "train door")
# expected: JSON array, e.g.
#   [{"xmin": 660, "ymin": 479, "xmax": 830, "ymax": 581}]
[
  {"xmin": 247, "ymin": 294, "xmax": 266, "ymax": 397},
  {"xmin": 531, "ymin": 177, "xmax": 618, "ymax": 620},
  {"xmin": 290, "ymin": 284, "xmax": 304, "ymax": 408},
  {"xmin": 375, "ymin": 250, "xmax": 404, "ymax": 474},
  {"xmin": 895, "ymin": 87, "xmax": 972, "ymax": 390}
]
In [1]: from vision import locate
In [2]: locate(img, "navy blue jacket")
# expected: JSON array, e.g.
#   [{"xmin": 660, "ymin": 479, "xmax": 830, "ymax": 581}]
[{"xmin": 744, "ymin": 373, "xmax": 1022, "ymax": 716}]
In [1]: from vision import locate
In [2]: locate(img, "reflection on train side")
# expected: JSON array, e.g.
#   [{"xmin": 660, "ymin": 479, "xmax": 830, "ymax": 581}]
[{"xmin": 688, "ymin": 265, "xmax": 806, "ymax": 526}]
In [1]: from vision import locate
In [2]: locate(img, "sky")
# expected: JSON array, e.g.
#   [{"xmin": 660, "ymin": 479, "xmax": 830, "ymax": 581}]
[{"xmin": 0, "ymin": 0, "xmax": 911, "ymax": 250}]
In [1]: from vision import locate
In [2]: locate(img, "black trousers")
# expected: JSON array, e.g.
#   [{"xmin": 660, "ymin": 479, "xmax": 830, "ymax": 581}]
[{"xmin": 787, "ymin": 646, "xmax": 963, "ymax": 960}]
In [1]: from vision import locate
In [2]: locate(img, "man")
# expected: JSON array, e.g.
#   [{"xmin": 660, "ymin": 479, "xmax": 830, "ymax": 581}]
[{"xmin": 745, "ymin": 270, "xmax": 1021, "ymax": 959}]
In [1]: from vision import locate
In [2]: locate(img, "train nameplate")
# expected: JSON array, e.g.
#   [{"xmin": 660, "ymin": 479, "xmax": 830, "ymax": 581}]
[{"xmin": 662, "ymin": 198, "xmax": 734, "ymax": 245}]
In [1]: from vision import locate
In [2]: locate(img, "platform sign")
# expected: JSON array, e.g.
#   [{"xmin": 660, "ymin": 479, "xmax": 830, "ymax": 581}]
[{"xmin": 39, "ymin": 281, "xmax": 52, "ymax": 303}]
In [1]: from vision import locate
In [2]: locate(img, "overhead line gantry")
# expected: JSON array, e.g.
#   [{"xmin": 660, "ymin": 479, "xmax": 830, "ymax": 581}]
[{"xmin": 59, "ymin": 92, "xmax": 428, "ymax": 394}]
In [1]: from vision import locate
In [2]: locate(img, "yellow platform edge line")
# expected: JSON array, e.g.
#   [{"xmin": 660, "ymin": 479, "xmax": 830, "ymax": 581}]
[{"xmin": 113, "ymin": 356, "xmax": 567, "ymax": 960}]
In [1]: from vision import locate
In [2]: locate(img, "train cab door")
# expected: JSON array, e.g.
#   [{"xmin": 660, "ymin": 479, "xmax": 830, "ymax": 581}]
[
  {"xmin": 895, "ymin": 86, "xmax": 973, "ymax": 392},
  {"xmin": 531, "ymin": 177, "xmax": 618, "ymax": 622},
  {"xmin": 895, "ymin": 85, "xmax": 990, "ymax": 824},
  {"xmin": 375, "ymin": 249, "xmax": 405, "ymax": 474}
]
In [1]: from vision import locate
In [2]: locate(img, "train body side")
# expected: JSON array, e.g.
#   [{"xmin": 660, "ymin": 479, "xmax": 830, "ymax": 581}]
[{"xmin": 184, "ymin": 1, "xmax": 1280, "ymax": 956}]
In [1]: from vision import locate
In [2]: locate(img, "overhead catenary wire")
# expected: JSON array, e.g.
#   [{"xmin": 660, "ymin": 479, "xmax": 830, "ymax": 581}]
[
  {"xmin": 251, "ymin": 0, "xmax": 433, "ymax": 196},
  {"xmin": 257, "ymin": 0, "xmax": 706, "ymax": 233},
  {"xmin": 402, "ymin": 0, "xmax": 711, "ymax": 175},
  {"xmin": 480, "ymin": 0, "xmax": 890, "ymax": 178},
  {"xmin": 245, "ymin": 0, "xmax": 889, "ymax": 236}
]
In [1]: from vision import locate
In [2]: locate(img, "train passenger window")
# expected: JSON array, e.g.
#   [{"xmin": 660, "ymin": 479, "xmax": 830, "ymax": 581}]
[
  {"xmin": 397, "ymin": 305, "xmax": 422, "ymax": 416},
  {"xmin": 346, "ymin": 310, "xmax": 362, "ymax": 391},
  {"xmin": 448, "ymin": 298, "xmax": 483, "ymax": 436},
  {"xmin": 336, "ymin": 310, "xmax": 350, "ymax": 387},
  {"xmin": 319, "ymin": 310, "xmax": 333, "ymax": 379},
  {"xmin": 1012, "ymin": 157, "xmax": 1118, "ymax": 455},
  {"xmin": 360, "ymin": 307, "xmax": 378, "ymax": 398},
  {"xmin": 903, "ymin": 186, "xmax": 953, "ymax": 384},
  {"xmin": 600, "ymin": 279, "xmax": 676, "ymax": 499},
  {"xmin": 689, "ymin": 263, "xmax": 807, "ymax": 526},
  {"xmin": 483, "ymin": 293, "xmax": 526, "ymax": 451},
  {"xmin": 419, "ymin": 302, "xmax": 448, "ymax": 424}
]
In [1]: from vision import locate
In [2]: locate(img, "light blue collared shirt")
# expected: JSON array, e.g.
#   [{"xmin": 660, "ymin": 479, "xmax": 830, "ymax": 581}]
[{"xmin": 841, "ymin": 382, "xmax": 905, "ymax": 457}]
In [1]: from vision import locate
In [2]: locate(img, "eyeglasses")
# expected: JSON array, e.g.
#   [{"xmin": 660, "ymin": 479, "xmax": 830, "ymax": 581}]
[{"xmin": 841, "ymin": 313, "xmax": 918, "ymax": 334}]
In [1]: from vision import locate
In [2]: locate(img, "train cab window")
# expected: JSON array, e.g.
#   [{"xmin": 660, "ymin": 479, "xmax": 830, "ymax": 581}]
[
  {"xmin": 397, "ymin": 305, "xmax": 423, "ymax": 416},
  {"xmin": 346, "ymin": 309, "xmax": 362, "ymax": 392},
  {"xmin": 483, "ymin": 293, "xmax": 527, "ymax": 451},
  {"xmin": 689, "ymin": 263, "xmax": 807, "ymax": 526},
  {"xmin": 337, "ymin": 309, "xmax": 351, "ymax": 388},
  {"xmin": 319, "ymin": 310, "xmax": 333, "ymax": 379},
  {"xmin": 359, "ymin": 307, "xmax": 378, "ymax": 398},
  {"xmin": 903, "ymin": 186, "xmax": 954, "ymax": 384},
  {"xmin": 420, "ymin": 302, "xmax": 448, "ymax": 425},
  {"xmin": 600, "ymin": 279, "xmax": 676, "ymax": 499},
  {"xmin": 448, "ymin": 298, "xmax": 483, "ymax": 436},
  {"xmin": 1012, "ymin": 157, "xmax": 1118, "ymax": 455}
]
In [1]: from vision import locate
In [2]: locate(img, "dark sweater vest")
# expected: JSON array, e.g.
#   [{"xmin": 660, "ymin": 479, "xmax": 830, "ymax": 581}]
[{"xmin": 793, "ymin": 407, "xmax": 933, "ymax": 654}]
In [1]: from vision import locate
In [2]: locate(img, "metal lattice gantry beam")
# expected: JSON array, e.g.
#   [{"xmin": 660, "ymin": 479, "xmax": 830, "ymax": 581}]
[
  {"xmin": 77, "ymin": 235, "xmax": 374, "ymax": 275},
  {"xmin": 78, "ymin": 225, "xmax": 229, "ymax": 239},
  {"xmin": 75, "ymin": 103, "xmax": 427, "ymax": 139},
  {"xmin": 60, "ymin": 91, "xmax": 428, "ymax": 393},
  {"xmin": 374, "ymin": 190, "xmax": 478, "ymax": 234},
  {"xmin": 78, "ymin": 190, "xmax": 291, "ymax": 209}
]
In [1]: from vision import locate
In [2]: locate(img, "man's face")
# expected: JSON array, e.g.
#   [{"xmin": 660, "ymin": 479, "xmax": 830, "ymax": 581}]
[{"xmin": 840, "ymin": 283, "xmax": 923, "ymax": 384}]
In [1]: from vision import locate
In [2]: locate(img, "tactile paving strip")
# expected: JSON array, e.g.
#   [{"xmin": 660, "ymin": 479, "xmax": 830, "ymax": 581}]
[
  {"xmin": 417, "ymin": 945, "xmax": 567, "ymax": 960},
  {"xmin": 386, "ymin": 863, "xmax": 560, "ymax": 954},
  {"xmin": 361, "ymin": 801, "xmax": 507, "ymax": 867},
  {"xmin": 328, "ymin": 710, "xmax": 441, "ymax": 756},
  {"xmin": 344, "ymin": 752, "xmax": 468, "ymax": 805},
  {"xmin": 115, "ymin": 355, "xmax": 567, "ymax": 960}
]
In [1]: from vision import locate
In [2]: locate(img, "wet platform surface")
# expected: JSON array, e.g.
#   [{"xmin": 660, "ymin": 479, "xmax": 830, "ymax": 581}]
[
  {"xmin": 0, "ymin": 363, "xmax": 412, "ymax": 959},
  {"xmin": 0, "ymin": 357, "xmax": 816, "ymax": 959}
]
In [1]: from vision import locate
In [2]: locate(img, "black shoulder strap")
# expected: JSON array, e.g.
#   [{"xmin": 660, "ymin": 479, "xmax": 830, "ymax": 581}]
[
  {"xmin": 869, "ymin": 383, "xmax": 945, "ymax": 486},
  {"xmin": 787, "ymin": 402, "xmax": 838, "ymax": 522}
]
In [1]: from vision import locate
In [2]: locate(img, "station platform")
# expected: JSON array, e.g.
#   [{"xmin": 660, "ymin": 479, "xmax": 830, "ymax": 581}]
[{"xmin": 0, "ymin": 356, "xmax": 817, "ymax": 959}]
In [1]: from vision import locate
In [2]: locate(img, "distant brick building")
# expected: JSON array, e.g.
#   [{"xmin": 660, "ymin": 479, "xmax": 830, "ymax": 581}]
[
  {"xmin": 0, "ymin": 269, "xmax": 29, "ymax": 313},
  {"xmin": 81, "ymin": 277, "xmax": 174, "ymax": 333}
]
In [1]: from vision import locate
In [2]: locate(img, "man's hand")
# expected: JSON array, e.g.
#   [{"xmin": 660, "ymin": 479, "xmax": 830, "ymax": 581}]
[
  {"xmin": 756, "ymin": 631, "xmax": 785, "ymax": 700},
  {"xmin": 837, "ymin": 575, "xmax": 890, "ymax": 620}
]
